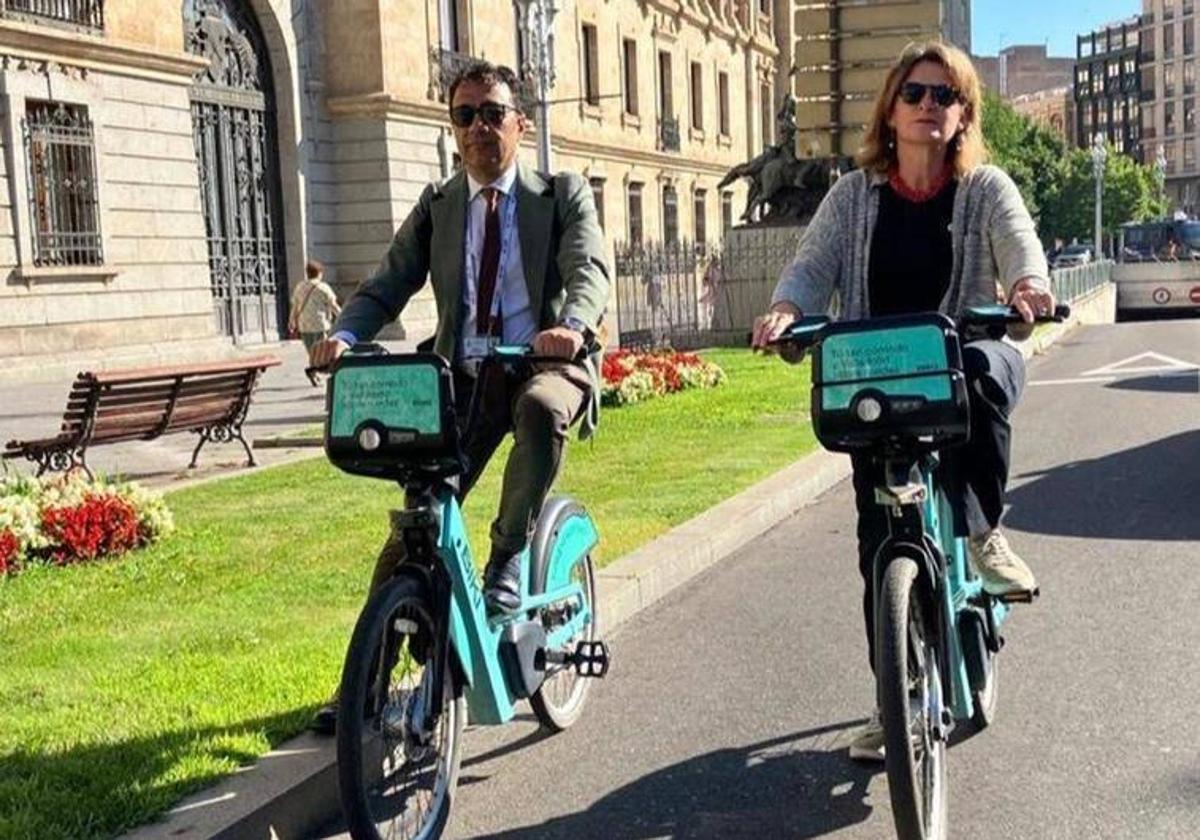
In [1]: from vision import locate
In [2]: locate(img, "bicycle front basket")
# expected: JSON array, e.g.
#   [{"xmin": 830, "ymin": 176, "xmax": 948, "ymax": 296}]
[
  {"xmin": 323, "ymin": 352, "xmax": 458, "ymax": 479},
  {"xmin": 811, "ymin": 314, "xmax": 969, "ymax": 453}
]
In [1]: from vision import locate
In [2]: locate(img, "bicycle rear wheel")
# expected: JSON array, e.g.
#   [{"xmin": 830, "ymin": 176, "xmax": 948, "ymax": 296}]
[
  {"xmin": 337, "ymin": 574, "xmax": 465, "ymax": 840},
  {"xmin": 529, "ymin": 551, "xmax": 598, "ymax": 731},
  {"xmin": 878, "ymin": 555, "xmax": 948, "ymax": 840}
]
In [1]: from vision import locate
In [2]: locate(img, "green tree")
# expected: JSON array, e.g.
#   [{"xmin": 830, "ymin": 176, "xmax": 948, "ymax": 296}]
[
  {"xmin": 981, "ymin": 92, "xmax": 1064, "ymax": 228},
  {"xmin": 981, "ymin": 92, "xmax": 1167, "ymax": 246},
  {"xmin": 1040, "ymin": 147, "xmax": 1167, "ymax": 245}
]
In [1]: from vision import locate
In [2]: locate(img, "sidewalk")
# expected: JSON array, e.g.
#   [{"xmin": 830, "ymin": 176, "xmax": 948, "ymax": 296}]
[{"xmin": 0, "ymin": 339, "xmax": 413, "ymax": 490}]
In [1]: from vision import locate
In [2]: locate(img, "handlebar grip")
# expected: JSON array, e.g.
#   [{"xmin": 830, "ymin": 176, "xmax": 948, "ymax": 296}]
[{"xmin": 1051, "ymin": 303, "xmax": 1071, "ymax": 321}]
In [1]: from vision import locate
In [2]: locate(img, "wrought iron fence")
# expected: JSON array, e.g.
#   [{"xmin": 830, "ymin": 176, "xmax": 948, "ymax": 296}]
[
  {"xmin": 22, "ymin": 101, "xmax": 103, "ymax": 267},
  {"xmin": 614, "ymin": 234, "xmax": 1107, "ymax": 349},
  {"xmin": 1050, "ymin": 260, "xmax": 1113, "ymax": 303},
  {"xmin": 614, "ymin": 229, "xmax": 801, "ymax": 348},
  {"xmin": 1, "ymin": 0, "xmax": 103, "ymax": 29},
  {"xmin": 614, "ymin": 240, "xmax": 705, "ymax": 348}
]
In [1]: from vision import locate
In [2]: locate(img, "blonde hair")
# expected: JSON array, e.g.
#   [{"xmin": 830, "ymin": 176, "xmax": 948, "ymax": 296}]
[{"xmin": 857, "ymin": 41, "xmax": 988, "ymax": 177}]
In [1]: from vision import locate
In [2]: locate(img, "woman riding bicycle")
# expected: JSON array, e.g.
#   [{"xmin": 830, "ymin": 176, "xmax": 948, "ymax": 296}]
[{"xmin": 751, "ymin": 41, "xmax": 1054, "ymax": 762}]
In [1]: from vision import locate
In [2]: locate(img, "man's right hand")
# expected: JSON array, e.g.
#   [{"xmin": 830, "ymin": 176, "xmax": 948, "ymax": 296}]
[{"xmin": 309, "ymin": 336, "xmax": 351, "ymax": 370}]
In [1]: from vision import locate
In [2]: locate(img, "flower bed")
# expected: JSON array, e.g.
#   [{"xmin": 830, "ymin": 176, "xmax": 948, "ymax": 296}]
[
  {"xmin": 601, "ymin": 349, "xmax": 726, "ymax": 407},
  {"xmin": 0, "ymin": 473, "xmax": 174, "ymax": 575}
]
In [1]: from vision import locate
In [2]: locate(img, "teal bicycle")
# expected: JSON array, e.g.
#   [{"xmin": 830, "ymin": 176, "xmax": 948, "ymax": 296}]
[
  {"xmin": 774, "ymin": 304, "xmax": 1066, "ymax": 840},
  {"xmin": 319, "ymin": 345, "xmax": 609, "ymax": 840}
]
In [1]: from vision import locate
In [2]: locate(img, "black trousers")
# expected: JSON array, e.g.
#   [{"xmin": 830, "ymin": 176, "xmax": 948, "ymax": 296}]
[{"xmin": 849, "ymin": 339, "xmax": 1026, "ymax": 670}]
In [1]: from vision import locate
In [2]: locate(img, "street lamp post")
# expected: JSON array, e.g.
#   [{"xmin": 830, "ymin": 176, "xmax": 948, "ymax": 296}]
[
  {"xmin": 514, "ymin": 0, "xmax": 558, "ymax": 172},
  {"xmin": 1091, "ymin": 133, "xmax": 1107, "ymax": 259}
]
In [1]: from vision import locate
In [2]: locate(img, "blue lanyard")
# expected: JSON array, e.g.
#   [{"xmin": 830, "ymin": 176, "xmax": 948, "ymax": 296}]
[{"xmin": 464, "ymin": 186, "xmax": 519, "ymax": 336}]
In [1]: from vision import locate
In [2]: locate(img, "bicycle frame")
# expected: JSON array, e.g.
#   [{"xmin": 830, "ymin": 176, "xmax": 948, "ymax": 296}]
[
  {"xmin": 872, "ymin": 454, "xmax": 1010, "ymax": 728},
  {"xmin": 420, "ymin": 482, "xmax": 597, "ymax": 725}
]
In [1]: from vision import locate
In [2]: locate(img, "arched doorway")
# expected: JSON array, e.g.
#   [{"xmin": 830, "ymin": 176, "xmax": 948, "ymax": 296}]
[{"xmin": 184, "ymin": 0, "xmax": 286, "ymax": 343}]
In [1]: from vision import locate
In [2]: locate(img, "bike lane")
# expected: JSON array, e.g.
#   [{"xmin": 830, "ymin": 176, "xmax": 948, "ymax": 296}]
[{"xmin": 313, "ymin": 319, "xmax": 1200, "ymax": 840}]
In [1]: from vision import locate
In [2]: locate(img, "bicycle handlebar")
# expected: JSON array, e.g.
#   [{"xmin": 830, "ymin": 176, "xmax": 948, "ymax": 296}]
[{"xmin": 767, "ymin": 303, "xmax": 1071, "ymax": 351}]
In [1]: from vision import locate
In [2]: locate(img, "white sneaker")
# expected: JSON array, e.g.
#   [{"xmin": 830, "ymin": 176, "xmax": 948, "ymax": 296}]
[
  {"xmin": 969, "ymin": 529, "xmax": 1038, "ymax": 596},
  {"xmin": 848, "ymin": 710, "xmax": 886, "ymax": 762}
]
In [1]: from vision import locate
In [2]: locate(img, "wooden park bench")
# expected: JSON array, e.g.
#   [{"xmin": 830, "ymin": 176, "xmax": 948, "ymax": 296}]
[{"xmin": 3, "ymin": 356, "xmax": 281, "ymax": 480}]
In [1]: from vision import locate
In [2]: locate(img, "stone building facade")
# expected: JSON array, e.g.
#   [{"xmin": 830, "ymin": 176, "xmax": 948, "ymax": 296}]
[
  {"xmin": 1074, "ymin": 16, "xmax": 1142, "ymax": 161},
  {"xmin": 791, "ymin": 0, "xmax": 970, "ymax": 159},
  {"xmin": 0, "ymin": 0, "xmax": 779, "ymax": 379},
  {"xmin": 973, "ymin": 45, "xmax": 1074, "ymax": 100},
  {"xmin": 1010, "ymin": 86, "xmax": 1075, "ymax": 145},
  {"xmin": 1138, "ymin": 0, "xmax": 1200, "ymax": 212}
]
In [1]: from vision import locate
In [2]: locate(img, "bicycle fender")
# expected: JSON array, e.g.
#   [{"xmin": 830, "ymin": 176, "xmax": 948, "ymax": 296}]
[{"xmin": 529, "ymin": 496, "xmax": 598, "ymax": 594}]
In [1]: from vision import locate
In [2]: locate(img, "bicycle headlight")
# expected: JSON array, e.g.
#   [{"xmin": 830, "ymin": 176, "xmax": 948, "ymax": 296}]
[{"xmin": 855, "ymin": 396, "xmax": 883, "ymax": 423}]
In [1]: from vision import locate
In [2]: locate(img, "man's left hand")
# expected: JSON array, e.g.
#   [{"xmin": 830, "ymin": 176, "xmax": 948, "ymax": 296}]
[{"xmin": 533, "ymin": 326, "xmax": 585, "ymax": 359}]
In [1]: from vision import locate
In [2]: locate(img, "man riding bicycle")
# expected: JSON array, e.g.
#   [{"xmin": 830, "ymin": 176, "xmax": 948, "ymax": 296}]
[{"xmin": 308, "ymin": 59, "xmax": 610, "ymax": 734}]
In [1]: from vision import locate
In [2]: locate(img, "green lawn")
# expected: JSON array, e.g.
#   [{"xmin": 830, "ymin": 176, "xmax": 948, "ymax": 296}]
[{"xmin": 0, "ymin": 349, "xmax": 818, "ymax": 840}]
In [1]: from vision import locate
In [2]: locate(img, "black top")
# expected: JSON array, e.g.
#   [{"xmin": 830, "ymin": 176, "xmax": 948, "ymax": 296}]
[{"xmin": 867, "ymin": 179, "xmax": 958, "ymax": 317}]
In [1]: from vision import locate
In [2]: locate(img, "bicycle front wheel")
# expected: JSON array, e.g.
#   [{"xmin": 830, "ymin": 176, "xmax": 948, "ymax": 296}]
[
  {"xmin": 336, "ymin": 574, "xmax": 466, "ymax": 840},
  {"xmin": 878, "ymin": 555, "xmax": 948, "ymax": 840}
]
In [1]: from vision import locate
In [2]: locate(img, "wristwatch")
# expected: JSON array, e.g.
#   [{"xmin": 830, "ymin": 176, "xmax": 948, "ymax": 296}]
[{"xmin": 560, "ymin": 316, "xmax": 591, "ymax": 337}]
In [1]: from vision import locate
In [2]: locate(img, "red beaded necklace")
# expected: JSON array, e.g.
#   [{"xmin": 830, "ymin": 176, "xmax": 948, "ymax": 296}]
[{"xmin": 888, "ymin": 167, "xmax": 953, "ymax": 203}]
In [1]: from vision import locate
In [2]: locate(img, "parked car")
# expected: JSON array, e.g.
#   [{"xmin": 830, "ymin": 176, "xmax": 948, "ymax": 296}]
[{"xmin": 1052, "ymin": 244, "xmax": 1093, "ymax": 269}]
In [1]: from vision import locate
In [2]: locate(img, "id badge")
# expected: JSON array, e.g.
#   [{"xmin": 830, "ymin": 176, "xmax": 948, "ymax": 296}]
[{"xmin": 462, "ymin": 335, "xmax": 499, "ymax": 359}]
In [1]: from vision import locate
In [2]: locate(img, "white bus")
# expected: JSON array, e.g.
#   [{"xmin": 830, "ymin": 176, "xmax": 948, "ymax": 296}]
[{"xmin": 1114, "ymin": 220, "xmax": 1200, "ymax": 317}]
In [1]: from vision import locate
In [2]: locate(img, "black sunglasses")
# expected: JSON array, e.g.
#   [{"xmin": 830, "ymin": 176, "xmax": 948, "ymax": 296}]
[
  {"xmin": 898, "ymin": 82, "xmax": 962, "ymax": 108},
  {"xmin": 449, "ymin": 102, "xmax": 519, "ymax": 128}
]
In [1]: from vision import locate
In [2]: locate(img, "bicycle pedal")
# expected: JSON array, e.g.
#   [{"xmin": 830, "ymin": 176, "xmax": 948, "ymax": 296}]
[
  {"xmin": 997, "ymin": 587, "xmax": 1039, "ymax": 605},
  {"xmin": 568, "ymin": 640, "xmax": 611, "ymax": 678}
]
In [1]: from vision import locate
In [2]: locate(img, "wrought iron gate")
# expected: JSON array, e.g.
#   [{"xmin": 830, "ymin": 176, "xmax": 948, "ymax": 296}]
[{"xmin": 185, "ymin": 0, "xmax": 285, "ymax": 343}]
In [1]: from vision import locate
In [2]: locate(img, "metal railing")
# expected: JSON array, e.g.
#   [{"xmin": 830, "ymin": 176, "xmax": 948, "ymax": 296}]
[
  {"xmin": 1, "ymin": 0, "xmax": 103, "ymax": 30},
  {"xmin": 1050, "ymin": 260, "xmax": 1112, "ymax": 304},
  {"xmin": 658, "ymin": 116, "xmax": 680, "ymax": 152}
]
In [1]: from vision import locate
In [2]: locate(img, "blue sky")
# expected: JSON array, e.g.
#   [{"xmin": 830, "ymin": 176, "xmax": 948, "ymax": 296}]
[{"xmin": 973, "ymin": 0, "xmax": 1141, "ymax": 57}]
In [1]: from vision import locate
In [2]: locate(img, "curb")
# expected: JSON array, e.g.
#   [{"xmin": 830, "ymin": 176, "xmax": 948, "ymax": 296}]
[{"xmin": 116, "ymin": 447, "xmax": 852, "ymax": 840}]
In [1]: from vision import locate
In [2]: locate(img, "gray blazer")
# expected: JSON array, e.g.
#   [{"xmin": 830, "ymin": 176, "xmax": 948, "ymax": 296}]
[
  {"xmin": 334, "ymin": 165, "xmax": 611, "ymax": 434},
  {"xmin": 772, "ymin": 165, "xmax": 1049, "ymax": 321}
]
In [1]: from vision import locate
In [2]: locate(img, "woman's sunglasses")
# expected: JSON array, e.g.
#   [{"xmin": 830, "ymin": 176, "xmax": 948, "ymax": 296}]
[
  {"xmin": 449, "ymin": 102, "xmax": 519, "ymax": 128},
  {"xmin": 898, "ymin": 82, "xmax": 962, "ymax": 108}
]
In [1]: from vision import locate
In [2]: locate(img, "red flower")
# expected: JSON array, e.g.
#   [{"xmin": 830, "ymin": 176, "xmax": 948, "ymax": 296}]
[
  {"xmin": 0, "ymin": 529, "xmax": 18, "ymax": 575},
  {"xmin": 41, "ymin": 494, "xmax": 142, "ymax": 566}
]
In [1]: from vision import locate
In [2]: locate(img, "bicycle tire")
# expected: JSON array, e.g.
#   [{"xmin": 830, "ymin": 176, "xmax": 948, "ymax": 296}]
[
  {"xmin": 879, "ymin": 555, "xmax": 948, "ymax": 840},
  {"xmin": 337, "ymin": 574, "xmax": 466, "ymax": 840},
  {"xmin": 530, "ymin": 507, "xmax": 600, "ymax": 732}
]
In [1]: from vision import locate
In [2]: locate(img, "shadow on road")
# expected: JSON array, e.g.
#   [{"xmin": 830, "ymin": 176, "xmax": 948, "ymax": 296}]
[
  {"xmin": 1104, "ymin": 372, "xmax": 1199, "ymax": 395},
  {"xmin": 1006, "ymin": 429, "xmax": 1200, "ymax": 541},
  {"xmin": 463, "ymin": 720, "xmax": 880, "ymax": 839}
]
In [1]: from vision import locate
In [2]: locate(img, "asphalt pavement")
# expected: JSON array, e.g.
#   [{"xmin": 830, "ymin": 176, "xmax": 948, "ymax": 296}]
[{"xmin": 311, "ymin": 318, "xmax": 1199, "ymax": 840}]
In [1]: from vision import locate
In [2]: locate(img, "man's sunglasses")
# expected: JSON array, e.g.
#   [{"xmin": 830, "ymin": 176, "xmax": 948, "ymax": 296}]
[
  {"xmin": 449, "ymin": 102, "xmax": 519, "ymax": 128},
  {"xmin": 898, "ymin": 82, "xmax": 962, "ymax": 107}
]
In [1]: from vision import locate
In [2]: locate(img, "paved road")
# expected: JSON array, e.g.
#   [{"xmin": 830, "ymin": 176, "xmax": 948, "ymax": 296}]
[{"xmin": 315, "ymin": 319, "xmax": 1199, "ymax": 840}]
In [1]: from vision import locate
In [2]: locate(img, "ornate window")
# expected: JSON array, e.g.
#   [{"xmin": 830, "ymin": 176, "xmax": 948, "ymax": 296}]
[{"xmin": 22, "ymin": 100, "xmax": 102, "ymax": 267}]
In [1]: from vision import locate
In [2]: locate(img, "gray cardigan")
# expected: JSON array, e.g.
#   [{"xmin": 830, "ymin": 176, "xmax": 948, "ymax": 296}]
[{"xmin": 772, "ymin": 165, "xmax": 1049, "ymax": 321}]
